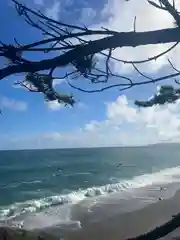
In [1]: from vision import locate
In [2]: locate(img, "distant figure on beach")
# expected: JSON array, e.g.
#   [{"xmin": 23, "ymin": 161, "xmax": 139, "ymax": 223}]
[
  {"xmin": 117, "ymin": 163, "xmax": 123, "ymax": 167},
  {"xmin": 158, "ymin": 197, "xmax": 163, "ymax": 201},
  {"xmin": 160, "ymin": 187, "xmax": 166, "ymax": 191}
]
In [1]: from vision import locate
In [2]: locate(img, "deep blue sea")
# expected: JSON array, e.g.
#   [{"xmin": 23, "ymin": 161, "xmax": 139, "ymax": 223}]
[{"xmin": 1, "ymin": 145, "xmax": 180, "ymax": 230}]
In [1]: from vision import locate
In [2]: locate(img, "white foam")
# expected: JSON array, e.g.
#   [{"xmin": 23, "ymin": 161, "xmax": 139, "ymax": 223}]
[
  {"xmin": 1, "ymin": 165, "xmax": 180, "ymax": 221},
  {"xmin": 18, "ymin": 205, "xmax": 82, "ymax": 230}
]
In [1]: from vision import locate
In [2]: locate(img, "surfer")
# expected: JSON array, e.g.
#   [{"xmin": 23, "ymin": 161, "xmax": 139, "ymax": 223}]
[{"xmin": 117, "ymin": 163, "xmax": 123, "ymax": 167}]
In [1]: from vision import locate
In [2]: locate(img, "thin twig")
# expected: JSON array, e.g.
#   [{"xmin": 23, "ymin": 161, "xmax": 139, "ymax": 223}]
[
  {"xmin": 132, "ymin": 63, "xmax": 155, "ymax": 81},
  {"xmin": 167, "ymin": 58, "xmax": 180, "ymax": 73}
]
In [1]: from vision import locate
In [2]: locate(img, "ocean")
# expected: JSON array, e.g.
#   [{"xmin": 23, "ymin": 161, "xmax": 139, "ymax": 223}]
[{"xmin": 1, "ymin": 144, "xmax": 180, "ymax": 231}]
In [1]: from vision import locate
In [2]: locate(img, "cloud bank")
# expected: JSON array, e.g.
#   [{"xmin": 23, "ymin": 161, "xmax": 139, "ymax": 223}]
[
  {"xmin": 2, "ymin": 95, "xmax": 180, "ymax": 150},
  {"xmin": 91, "ymin": 0, "xmax": 180, "ymax": 74}
]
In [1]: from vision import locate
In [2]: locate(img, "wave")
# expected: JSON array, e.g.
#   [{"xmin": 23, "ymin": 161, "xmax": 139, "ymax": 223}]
[
  {"xmin": 0, "ymin": 180, "xmax": 42, "ymax": 190},
  {"xmin": 1, "ymin": 165, "xmax": 180, "ymax": 221}
]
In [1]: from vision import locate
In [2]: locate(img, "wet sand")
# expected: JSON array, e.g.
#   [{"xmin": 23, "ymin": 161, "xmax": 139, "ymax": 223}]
[{"xmin": 62, "ymin": 189, "xmax": 180, "ymax": 240}]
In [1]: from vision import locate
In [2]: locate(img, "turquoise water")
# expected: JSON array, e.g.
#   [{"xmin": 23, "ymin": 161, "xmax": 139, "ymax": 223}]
[{"xmin": 1, "ymin": 144, "xmax": 180, "ymax": 229}]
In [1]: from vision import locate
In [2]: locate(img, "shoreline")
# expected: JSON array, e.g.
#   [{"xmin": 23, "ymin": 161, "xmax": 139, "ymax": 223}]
[
  {"xmin": 2, "ymin": 187, "xmax": 180, "ymax": 239},
  {"xmin": 51, "ymin": 189, "xmax": 180, "ymax": 240}
]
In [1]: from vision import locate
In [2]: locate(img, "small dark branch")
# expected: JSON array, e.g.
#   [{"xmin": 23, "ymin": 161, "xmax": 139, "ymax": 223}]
[
  {"xmin": 49, "ymin": 40, "xmax": 62, "ymax": 51},
  {"xmin": 12, "ymin": 0, "xmax": 118, "ymax": 36},
  {"xmin": 175, "ymin": 78, "xmax": 180, "ymax": 85},
  {"xmin": 39, "ymin": 20, "xmax": 61, "ymax": 37},
  {"xmin": 71, "ymin": 53, "xmax": 96, "ymax": 77},
  {"xmin": 104, "ymin": 48, "xmax": 112, "ymax": 82},
  {"xmin": 53, "ymin": 70, "xmax": 78, "ymax": 79},
  {"xmin": 14, "ymin": 81, "xmax": 39, "ymax": 92},
  {"xmin": 22, "ymin": 45, "xmax": 78, "ymax": 52},
  {"xmin": 68, "ymin": 70, "xmax": 180, "ymax": 93},
  {"xmin": 102, "ymin": 42, "xmax": 179, "ymax": 65},
  {"xmin": 0, "ymin": 43, "xmax": 30, "ymax": 64},
  {"xmin": 19, "ymin": 29, "xmax": 116, "ymax": 51},
  {"xmin": 23, "ymin": 11, "xmax": 57, "ymax": 38},
  {"xmin": 82, "ymin": 72, "xmax": 107, "ymax": 83},
  {"xmin": 67, "ymin": 81, "xmax": 131, "ymax": 93},
  {"xmin": 173, "ymin": 0, "xmax": 175, "ymax": 8},
  {"xmin": 139, "ymin": 71, "xmax": 180, "ymax": 85},
  {"xmin": 110, "ymin": 71, "xmax": 133, "ymax": 86},
  {"xmin": 49, "ymin": 67, "xmax": 56, "ymax": 77},
  {"xmin": 148, "ymin": 0, "xmax": 166, "ymax": 10},
  {"xmin": 130, "ymin": 71, "xmax": 180, "ymax": 87},
  {"xmin": 133, "ymin": 16, "xmax": 137, "ymax": 32},
  {"xmin": 126, "ymin": 213, "xmax": 180, "ymax": 240},
  {"xmin": 0, "ymin": 41, "xmax": 4, "ymax": 47},
  {"xmin": 158, "ymin": 0, "xmax": 163, "ymax": 8},
  {"xmin": 160, "ymin": 0, "xmax": 180, "ymax": 27},
  {"xmin": 38, "ymin": 22, "xmax": 75, "ymax": 53},
  {"xmin": 46, "ymin": 21, "xmax": 66, "ymax": 34},
  {"xmin": 132, "ymin": 63, "xmax": 155, "ymax": 81},
  {"xmin": 167, "ymin": 58, "xmax": 180, "ymax": 73},
  {"xmin": 12, "ymin": 0, "xmax": 86, "ymax": 31},
  {"xmin": 119, "ymin": 85, "xmax": 133, "ymax": 92},
  {"xmin": 14, "ymin": 38, "xmax": 21, "ymax": 47},
  {"xmin": 92, "ymin": 67, "xmax": 133, "ymax": 85}
]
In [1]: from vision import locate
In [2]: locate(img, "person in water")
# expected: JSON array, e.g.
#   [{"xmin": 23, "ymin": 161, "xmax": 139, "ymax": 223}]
[{"xmin": 117, "ymin": 163, "xmax": 123, "ymax": 167}]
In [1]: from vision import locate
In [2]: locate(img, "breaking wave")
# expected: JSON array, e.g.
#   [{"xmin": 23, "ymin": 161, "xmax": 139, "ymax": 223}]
[{"xmin": 1, "ymin": 165, "xmax": 180, "ymax": 221}]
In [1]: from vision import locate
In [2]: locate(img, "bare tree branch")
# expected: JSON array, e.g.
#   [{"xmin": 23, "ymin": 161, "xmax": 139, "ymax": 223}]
[
  {"xmin": 160, "ymin": 0, "xmax": 180, "ymax": 27},
  {"xmin": 104, "ymin": 42, "xmax": 179, "ymax": 64},
  {"xmin": 0, "ymin": 0, "xmax": 180, "ymax": 109},
  {"xmin": 1, "ymin": 27, "xmax": 180, "ymax": 80},
  {"xmin": 168, "ymin": 58, "xmax": 180, "ymax": 73}
]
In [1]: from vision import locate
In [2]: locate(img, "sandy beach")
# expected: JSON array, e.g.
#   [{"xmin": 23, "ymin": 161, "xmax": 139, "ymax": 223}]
[
  {"xmin": 2, "ymin": 188, "xmax": 180, "ymax": 240},
  {"xmin": 44, "ymin": 189, "xmax": 180, "ymax": 240}
]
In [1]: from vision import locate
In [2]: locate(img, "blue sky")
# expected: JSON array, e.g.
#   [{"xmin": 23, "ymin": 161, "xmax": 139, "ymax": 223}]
[{"xmin": 1, "ymin": 0, "xmax": 180, "ymax": 150}]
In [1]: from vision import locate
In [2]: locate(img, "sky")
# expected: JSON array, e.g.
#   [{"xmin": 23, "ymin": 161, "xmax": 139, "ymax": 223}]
[{"xmin": 1, "ymin": 0, "xmax": 180, "ymax": 150}]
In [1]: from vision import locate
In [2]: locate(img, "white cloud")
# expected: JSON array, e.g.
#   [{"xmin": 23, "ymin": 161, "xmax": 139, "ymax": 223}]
[
  {"xmin": 53, "ymin": 78, "xmax": 66, "ymax": 87},
  {"xmin": 0, "ymin": 96, "xmax": 27, "ymax": 111},
  {"xmin": 105, "ymin": 95, "xmax": 180, "ymax": 142},
  {"xmin": 47, "ymin": 100, "xmax": 63, "ymax": 111},
  {"xmin": 88, "ymin": 0, "xmax": 180, "ymax": 74},
  {"xmin": 80, "ymin": 7, "xmax": 96, "ymax": 25},
  {"xmin": 3, "ymin": 95, "xmax": 180, "ymax": 150},
  {"xmin": 45, "ymin": 1, "xmax": 61, "ymax": 21},
  {"xmin": 45, "ymin": 96, "xmax": 180, "ymax": 146},
  {"xmin": 84, "ymin": 120, "xmax": 100, "ymax": 132}
]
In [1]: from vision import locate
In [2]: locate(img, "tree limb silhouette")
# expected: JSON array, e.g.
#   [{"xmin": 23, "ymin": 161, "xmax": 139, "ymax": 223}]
[{"xmin": 1, "ymin": 0, "xmax": 180, "ymax": 106}]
